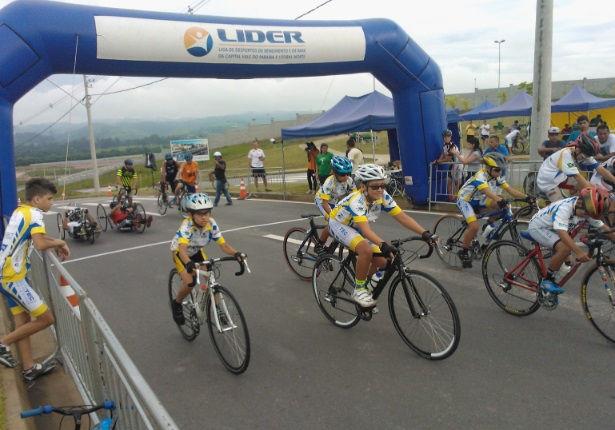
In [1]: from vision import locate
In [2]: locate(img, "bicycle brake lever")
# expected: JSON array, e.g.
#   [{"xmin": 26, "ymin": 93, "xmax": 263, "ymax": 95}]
[{"xmin": 243, "ymin": 259, "xmax": 251, "ymax": 274}]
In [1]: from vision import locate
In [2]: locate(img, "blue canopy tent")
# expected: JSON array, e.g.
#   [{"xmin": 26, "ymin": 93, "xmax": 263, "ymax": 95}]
[
  {"xmin": 459, "ymin": 100, "xmax": 496, "ymax": 121},
  {"xmin": 282, "ymin": 91, "xmax": 461, "ymax": 164},
  {"xmin": 551, "ymin": 85, "xmax": 615, "ymax": 112},
  {"xmin": 474, "ymin": 92, "xmax": 533, "ymax": 120}
]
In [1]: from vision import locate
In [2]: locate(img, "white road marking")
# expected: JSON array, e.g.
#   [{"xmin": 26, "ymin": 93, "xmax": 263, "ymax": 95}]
[{"xmin": 264, "ymin": 233, "xmax": 297, "ymax": 244}]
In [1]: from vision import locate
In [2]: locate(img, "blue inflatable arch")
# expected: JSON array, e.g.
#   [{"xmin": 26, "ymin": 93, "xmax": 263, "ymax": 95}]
[{"xmin": 0, "ymin": 0, "xmax": 445, "ymax": 221}]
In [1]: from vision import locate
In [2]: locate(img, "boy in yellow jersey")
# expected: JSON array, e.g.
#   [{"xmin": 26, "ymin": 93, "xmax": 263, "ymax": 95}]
[
  {"xmin": 169, "ymin": 193, "xmax": 245, "ymax": 325},
  {"xmin": 0, "ymin": 178, "xmax": 70, "ymax": 382}
]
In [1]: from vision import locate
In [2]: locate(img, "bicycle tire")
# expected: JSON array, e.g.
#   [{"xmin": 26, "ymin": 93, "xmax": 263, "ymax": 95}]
[
  {"xmin": 206, "ymin": 285, "xmax": 250, "ymax": 374},
  {"xmin": 482, "ymin": 240, "xmax": 541, "ymax": 316},
  {"xmin": 283, "ymin": 227, "xmax": 319, "ymax": 281},
  {"xmin": 312, "ymin": 255, "xmax": 360, "ymax": 328},
  {"xmin": 388, "ymin": 270, "xmax": 460, "ymax": 360},
  {"xmin": 511, "ymin": 140, "xmax": 526, "ymax": 155},
  {"xmin": 581, "ymin": 264, "xmax": 615, "ymax": 343},
  {"xmin": 157, "ymin": 193, "xmax": 168, "ymax": 215},
  {"xmin": 96, "ymin": 204, "xmax": 108, "ymax": 232},
  {"xmin": 433, "ymin": 215, "xmax": 466, "ymax": 269},
  {"xmin": 168, "ymin": 269, "xmax": 199, "ymax": 341},
  {"xmin": 132, "ymin": 203, "xmax": 147, "ymax": 233}
]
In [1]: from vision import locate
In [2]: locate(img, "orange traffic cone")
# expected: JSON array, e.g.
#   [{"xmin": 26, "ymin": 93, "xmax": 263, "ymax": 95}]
[
  {"xmin": 107, "ymin": 185, "xmax": 112, "ymax": 197},
  {"xmin": 59, "ymin": 275, "xmax": 81, "ymax": 319},
  {"xmin": 239, "ymin": 178, "xmax": 248, "ymax": 200}
]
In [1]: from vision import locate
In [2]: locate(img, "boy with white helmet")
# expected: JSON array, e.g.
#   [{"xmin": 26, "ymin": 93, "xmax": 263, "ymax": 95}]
[
  {"xmin": 169, "ymin": 193, "xmax": 245, "ymax": 325},
  {"xmin": 328, "ymin": 163, "xmax": 434, "ymax": 308}
]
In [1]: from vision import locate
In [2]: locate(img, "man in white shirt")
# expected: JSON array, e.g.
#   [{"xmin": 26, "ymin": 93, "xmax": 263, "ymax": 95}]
[
  {"xmin": 346, "ymin": 137, "xmax": 364, "ymax": 172},
  {"xmin": 479, "ymin": 120, "xmax": 491, "ymax": 143},
  {"xmin": 595, "ymin": 124, "xmax": 615, "ymax": 161},
  {"xmin": 247, "ymin": 139, "xmax": 271, "ymax": 192},
  {"xmin": 504, "ymin": 128, "xmax": 521, "ymax": 150}
]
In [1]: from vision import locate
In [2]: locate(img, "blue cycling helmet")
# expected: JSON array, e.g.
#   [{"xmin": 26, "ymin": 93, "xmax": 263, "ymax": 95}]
[
  {"xmin": 330, "ymin": 155, "xmax": 353, "ymax": 175},
  {"xmin": 183, "ymin": 193, "xmax": 213, "ymax": 212},
  {"xmin": 164, "ymin": 153, "xmax": 173, "ymax": 161},
  {"xmin": 185, "ymin": 152, "xmax": 193, "ymax": 161}
]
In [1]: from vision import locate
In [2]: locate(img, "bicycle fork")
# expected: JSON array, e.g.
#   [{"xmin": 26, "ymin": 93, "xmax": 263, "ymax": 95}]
[
  {"xmin": 597, "ymin": 265, "xmax": 615, "ymax": 307},
  {"xmin": 208, "ymin": 286, "xmax": 237, "ymax": 333}
]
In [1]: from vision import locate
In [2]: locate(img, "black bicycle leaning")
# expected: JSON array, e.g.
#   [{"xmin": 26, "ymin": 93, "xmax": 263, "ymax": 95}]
[
  {"xmin": 283, "ymin": 214, "xmax": 342, "ymax": 281},
  {"xmin": 311, "ymin": 237, "xmax": 460, "ymax": 360}
]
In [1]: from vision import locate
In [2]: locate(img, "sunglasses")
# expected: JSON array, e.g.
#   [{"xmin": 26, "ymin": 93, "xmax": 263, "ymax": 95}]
[
  {"xmin": 368, "ymin": 184, "xmax": 387, "ymax": 190},
  {"xmin": 194, "ymin": 209, "xmax": 211, "ymax": 216},
  {"xmin": 490, "ymin": 167, "xmax": 502, "ymax": 172}
]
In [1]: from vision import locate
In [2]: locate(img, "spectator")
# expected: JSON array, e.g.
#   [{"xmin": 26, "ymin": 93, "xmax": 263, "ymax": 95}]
[
  {"xmin": 562, "ymin": 123, "xmax": 573, "ymax": 141},
  {"xmin": 589, "ymin": 114, "xmax": 603, "ymax": 127},
  {"xmin": 484, "ymin": 134, "xmax": 510, "ymax": 177},
  {"xmin": 455, "ymin": 135, "xmax": 483, "ymax": 177},
  {"xmin": 247, "ymin": 139, "xmax": 271, "ymax": 193},
  {"xmin": 305, "ymin": 141, "xmax": 320, "ymax": 194},
  {"xmin": 316, "ymin": 143, "xmax": 334, "ymax": 185},
  {"xmin": 465, "ymin": 120, "xmax": 477, "ymax": 143},
  {"xmin": 435, "ymin": 129, "xmax": 458, "ymax": 200},
  {"xmin": 511, "ymin": 120, "xmax": 520, "ymax": 131},
  {"xmin": 212, "ymin": 151, "xmax": 232, "ymax": 206},
  {"xmin": 346, "ymin": 136, "xmax": 364, "ymax": 172},
  {"xmin": 595, "ymin": 124, "xmax": 615, "ymax": 161},
  {"xmin": 479, "ymin": 120, "xmax": 491, "ymax": 143},
  {"xmin": 538, "ymin": 127, "xmax": 565, "ymax": 160},
  {"xmin": 567, "ymin": 115, "xmax": 596, "ymax": 142},
  {"xmin": 504, "ymin": 127, "xmax": 521, "ymax": 151}
]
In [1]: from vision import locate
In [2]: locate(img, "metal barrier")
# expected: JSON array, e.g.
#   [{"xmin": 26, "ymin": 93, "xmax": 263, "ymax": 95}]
[
  {"xmin": 31, "ymin": 251, "xmax": 179, "ymax": 429},
  {"xmin": 199, "ymin": 167, "xmax": 307, "ymax": 199}
]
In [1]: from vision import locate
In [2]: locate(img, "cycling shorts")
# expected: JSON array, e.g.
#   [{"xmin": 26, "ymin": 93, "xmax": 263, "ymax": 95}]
[
  {"xmin": 456, "ymin": 199, "xmax": 486, "ymax": 223},
  {"xmin": 328, "ymin": 219, "xmax": 381, "ymax": 253},
  {"xmin": 177, "ymin": 180, "xmax": 196, "ymax": 194},
  {"xmin": 525, "ymin": 227, "xmax": 560, "ymax": 250},
  {"xmin": 172, "ymin": 249, "xmax": 206, "ymax": 274},
  {"xmin": 0, "ymin": 278, "xmax": 48, "ymax": 317}
]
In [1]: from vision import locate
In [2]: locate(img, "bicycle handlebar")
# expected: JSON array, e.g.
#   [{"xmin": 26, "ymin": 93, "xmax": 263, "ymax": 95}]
[
  {"xmin": 21, "ymin": 400, "xmax": 115, "ymax": 418},
  {"xmin": 390, "ymin": 236, "xmax": 436, "ymax": 259},
  {"xmin": 196, "ymin": 255, "xmax": 248, "ymax": 277}
]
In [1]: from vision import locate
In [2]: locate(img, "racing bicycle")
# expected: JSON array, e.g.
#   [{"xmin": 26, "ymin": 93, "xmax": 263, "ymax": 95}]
[
  {"xmin": 311, "ymin": 236, "xmax": 460, "ymax": 360},
  {"xmin": 168, "ymin": 256, "xmax": 251, "ymax": 374}
]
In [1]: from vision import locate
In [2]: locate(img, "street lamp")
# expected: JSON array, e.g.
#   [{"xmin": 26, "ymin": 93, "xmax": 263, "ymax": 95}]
[{"xmin": 494, "ymin": 39, "xmax": 505, "ymax": 90}]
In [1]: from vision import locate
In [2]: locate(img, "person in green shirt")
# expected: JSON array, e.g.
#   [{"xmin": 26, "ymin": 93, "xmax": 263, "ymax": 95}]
[{"xmin": 316, "ymin": 143, "xmax": 334, "ymax": 185}]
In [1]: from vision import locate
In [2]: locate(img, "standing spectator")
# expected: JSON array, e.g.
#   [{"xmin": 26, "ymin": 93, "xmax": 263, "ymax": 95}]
[
  {"xmin": 562, "ymin": 123, "xmax": 573, "ymax": 141},
  {"xmin": 465, "ymin": 120, "xmax": 477, "ymax": 143},
  {"xmin": 305, "ymin": 141, "xmax": 319, "ymax": 194},
  {"xmin": 479, "ymin": 120, "xmax": 491, "ymax": 143},
  {"xmin": 346, "ymin": 136, "xmax": 364, "ymax": 172},
  {"xmin": 454, "ymin": 136, "xmax": 483, "ymax": 178},
  {"xmin": 212, "ymin": 151, "xmax": 232, "ymax": 206},
  {"xmin": 511, "ymin": 120, "xmax": 521, "ymax": 131},
  {"xmin": 316, "ymin": 143, "xmax": 334, "ymax": 185},
  {"xmin": 538, "ymin": 127, "xmax": 565, "ymax": 160},
  {"xmin": 247, "ymin": 139, "xmax": 271, "ymax": 193},
  {"xmin": 504, "ymin": 127, "xmax": 521, "ymax": 151},
  {"xmin": 595, "ymin": 124, "xmax": 615, "ymax": 161},
  {"xmin": 0, "ymin": 178, "xmax": 70, "ymax": 382},
  {"xmin": 435, "ymin": 129, "xmax": 458, "ymax": 200},
  {"xmin": 567, "ymin": 115, "xmax": 596, "ymax": 142},
  {"xmin": 484, "ymin": 134, "xmax": 510, "ymax": 177},
  {"xmin": 589, "ymin": 113, "xmax": 603, "ymax": 127}
]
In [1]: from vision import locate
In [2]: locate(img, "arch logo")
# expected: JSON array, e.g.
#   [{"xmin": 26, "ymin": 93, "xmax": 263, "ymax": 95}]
[{"xmin": 184, "ymin": 26, "xmax": 213, "ymax": 57}]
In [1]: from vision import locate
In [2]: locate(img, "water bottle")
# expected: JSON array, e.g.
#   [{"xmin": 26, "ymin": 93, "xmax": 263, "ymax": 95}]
[{"xmin": 482, "ymin": 223, "xmax": 495, "ymax": 240}]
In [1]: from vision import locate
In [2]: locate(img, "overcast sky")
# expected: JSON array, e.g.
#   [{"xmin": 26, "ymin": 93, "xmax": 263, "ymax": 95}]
[{"xmin": 4, "ymin": 0, "xmax": 615, "ymax": 127}]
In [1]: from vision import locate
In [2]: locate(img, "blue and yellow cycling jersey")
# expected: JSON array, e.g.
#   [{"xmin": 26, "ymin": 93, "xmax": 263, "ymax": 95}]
[
  {"xmin": 117, "ymin": 167, "xmax": 137, "ymax": 188},
  {"xmin": 0, "ymin": 205, "xmax": 46, "ymax": 283},
  {"xmin": 315, "ymin": 175, "xmax": 356, "ymax": 207},
  {"xmin": 170, "ymin": 217, "xmax": 225, "ymax": 258},
  {"xmin": 329, "ymin": 190, "xmax": 401, "ymax": 227},
  {"xmin": 457, "ymin": 169, "xmax": 510, "ymax": 203}
]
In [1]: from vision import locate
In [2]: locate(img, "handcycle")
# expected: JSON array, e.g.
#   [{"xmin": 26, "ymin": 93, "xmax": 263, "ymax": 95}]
[
  {"xmin": 283, "ymin": 214, "xmax": 343, "ymax": 281},
  {"xmin": 311, "ymin": 236, "xmax": 460, "ymax": 360},
  {"xmin": 433, "ymin": 198, "xmax": 540, "ymax": 268},
  {"xmin": 57, "ymin": 204, "xmax": 108, "ymax": 244},
  {"xmin": 106, "ymin": 193, "xmax": 149, "ymax": 234},
  {"xmin": 21, "ymin": 400, "xmax": 115, "ymax": 429},
  {"xmin": 481, "ymin": 225, "xmax": 615, "ymax": 343},
  {"xmin": 168, "ymin": 256, "xmax": 251, "ymax": 374}
]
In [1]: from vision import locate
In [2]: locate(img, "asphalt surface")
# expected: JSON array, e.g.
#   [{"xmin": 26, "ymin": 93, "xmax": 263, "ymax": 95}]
[{"xmin": 45, "ymin": 197, "xmax": 615, "ymax": 429}]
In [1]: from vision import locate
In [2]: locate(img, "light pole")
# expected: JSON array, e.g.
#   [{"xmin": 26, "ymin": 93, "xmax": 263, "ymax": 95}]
[{"xmin": 494, "ymin": 39, "xmax": 505, "ymax": 90}]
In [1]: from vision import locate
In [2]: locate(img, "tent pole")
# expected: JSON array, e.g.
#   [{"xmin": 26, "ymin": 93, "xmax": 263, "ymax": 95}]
[
  {"xmin": 370, "ymin": 129, "xmax": 376, "ymax": 163},
  {"xmin": 281, "ymin": 140, "xmax": 287, "ymax": 200}
]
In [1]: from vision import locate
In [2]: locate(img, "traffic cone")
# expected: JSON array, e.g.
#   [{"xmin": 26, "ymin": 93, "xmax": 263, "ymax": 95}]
[
  {"xmin": 239, "ymin": 178, "xmax": 248, "ymax": 200},
  {"xmin": 59, "ymin": 275, "xmax": 81, "ymax": 319},
  {"xmin": 107, "ymin": 185, "xmax": 112, "ymax": 197}
]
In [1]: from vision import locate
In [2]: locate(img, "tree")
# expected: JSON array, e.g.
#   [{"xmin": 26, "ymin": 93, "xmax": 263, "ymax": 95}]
[
  {"xmin": 445, "ymin": 95, "xmax": 459, "ymax": 109},
  {"xmin": 460, "ymin": 98, "xmax": 472, "ymax": 111},
  {"xmin": 517, "ymin": 81, "xmax": 533, "ymax": 95},
  {"xmin": 497, "ymin": 91, "xmax": 509, "ymax": 104}
]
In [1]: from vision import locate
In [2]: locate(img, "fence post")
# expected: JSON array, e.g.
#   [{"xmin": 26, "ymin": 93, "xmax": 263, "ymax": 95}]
[{"xmin": 428, "ymin": 162, "xmax": 432, "ymax": 212}]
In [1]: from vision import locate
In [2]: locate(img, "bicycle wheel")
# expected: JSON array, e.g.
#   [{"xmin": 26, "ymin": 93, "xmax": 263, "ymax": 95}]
[
  {"xmin": 132, "ymin": 203, "xmax": 147, "ymax": 233},
  {"xmin": 206, "ymin": 285, "xmax": 250, "ymax": 374},
  {"xmin": 283, "ymin": 227, "xmax": 319, "ymax": 281},
  {"xmin": 433, "ymin": 215, "xmax": 466, "ymax": 268},
  {"xmin": 168, "ymin": 269, "xmax": 199, "ymax": 341},
  {"xmin": 388, "ymin": 270, "xmax": 460, "ymax": 360},
  {"xmin": 56, "ymin": 213, "xmax": 66, "ymax": 240},
  {"xmin": 157, "ymin": 193, "xmax": 168, "ymax": 215},
  {"xmin": 482, "ymin": 240, "xmax": 541, "ymax": 316},
  {"xmin": 96, "ymin": 204, "xmax": 108, "ymax": 232},
  {"xmin": 581, "ymin": 264, "xmax": 615, "ymax": 343},
  {"xmin": 312, "ymin": 255, "xmax": 360, "ymax": 328}
]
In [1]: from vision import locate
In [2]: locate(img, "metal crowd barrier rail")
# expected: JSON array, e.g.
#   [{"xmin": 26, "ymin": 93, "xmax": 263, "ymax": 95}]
[{"xmin": 31, "ymin": 251, "xmax": 179, "ymax": 429}]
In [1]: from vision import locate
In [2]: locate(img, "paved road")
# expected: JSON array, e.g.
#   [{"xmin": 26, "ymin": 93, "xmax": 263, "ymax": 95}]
[{"xmin": 45, "ymin": 198, "xmax": 615, "ymax": 429}]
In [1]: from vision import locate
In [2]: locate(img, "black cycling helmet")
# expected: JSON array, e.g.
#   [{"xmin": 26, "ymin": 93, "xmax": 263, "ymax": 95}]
[
  {"xmin": 576, "ymin": 134, "xmax": 599, "ymax": 157},
  {"xmin": 124, "ymin": 159, "xmax": 134, "ymax": 166},
  {"xmin": 164, "ymin": 153, "xmax": 173, "ymax": 161},
  {"xmin": 442, "ymin": 129, "xmax": 453, "ymax": 137}
]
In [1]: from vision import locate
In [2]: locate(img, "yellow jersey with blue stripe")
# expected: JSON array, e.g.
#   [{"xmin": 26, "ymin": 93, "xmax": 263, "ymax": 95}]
[
  {"xmin": 315, "ymin": 175, "xmax": 356, "ymax": 206},
  {"xmin": 457, "ymin": 169, "xmax": 509, "ymax": 203},
  {"xmin": 0, "ymin": 205, "xmax": 46, "ymax": 283},
  {"xmin": 170, "ymin": 217, "xmax": 225, "ymax": 258},
  {"xmin": 329, "ymin": 190, "xmax": 401, "ymax": 227}
]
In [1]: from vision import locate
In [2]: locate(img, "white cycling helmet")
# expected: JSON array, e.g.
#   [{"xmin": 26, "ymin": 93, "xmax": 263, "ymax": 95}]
[
  {"xmin": 213, "ymin": 151, "xmax": 222, "ymax": 157},
  {"xmin": 354, "ymin": 163, "xmax": 387, "ymax": 183},
  {"xmin": 183, "ymin": 193, "xmax": 214, "ymax": 212}
]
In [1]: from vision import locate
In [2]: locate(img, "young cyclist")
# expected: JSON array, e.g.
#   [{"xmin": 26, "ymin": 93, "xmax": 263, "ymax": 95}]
[
  {"xmin": 176, "ymin": 152, "xmax": 199, "ymax": 202},
  {"xmin": 527, "ymin": 187, "xmax": 613, "ymax": 295},
  {"xmin": 116, "ymin": 159, "xmax": 138, "ymax": 202},
  {"xmin": 328, "ymin": 164, "xmax": 434, "ymax": 308},
  {"xmin": 536, "ymin": 135, "xmax": 600, "ymax": 202},
  {"xmin": 160, "ymin": 153, "xmax": 180, "ymax": 202},
  {"xmin": 456, "ymin": 153, "xmax": 529, "ymax": 268},
  {"xmin": 314, "ymin": 155, "xmax": 355, "ymax": 248},
  {"xmin": 0, "ymin": 178, "xmax": 70, "ymax": 382},
  {"xmin": 169, "ymin": 193, "xmax": 245, "ymax": 325}
]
